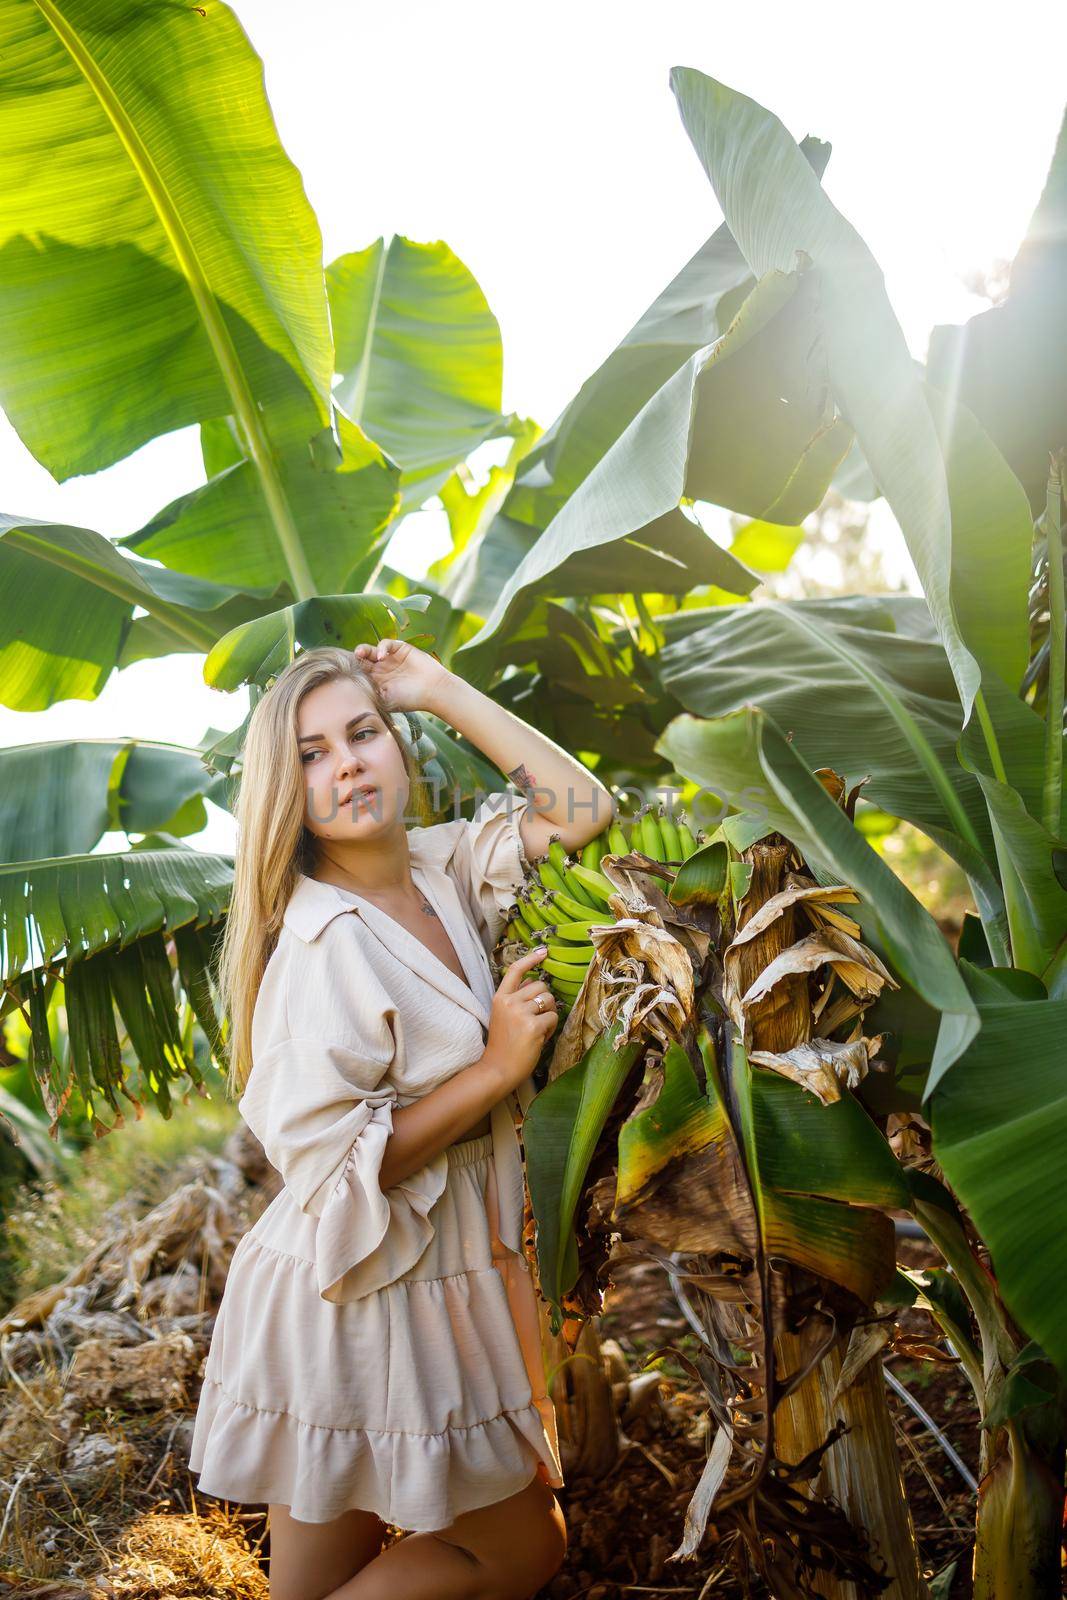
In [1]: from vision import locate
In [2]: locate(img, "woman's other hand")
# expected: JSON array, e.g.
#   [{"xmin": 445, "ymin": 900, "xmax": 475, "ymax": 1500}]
[{"xmin": 352, "ymin": 637, "xmax": 451, "ymax": 715}]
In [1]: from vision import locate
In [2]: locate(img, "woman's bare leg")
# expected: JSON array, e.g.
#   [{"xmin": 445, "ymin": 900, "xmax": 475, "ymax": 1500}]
[
  {"xmin": 329, "ymin": 1469, "xmax": 567, "ymax": 1600},
  {"xmin": 267, "ymin": 1502, "xmax": 388, "ymax": 1600}
]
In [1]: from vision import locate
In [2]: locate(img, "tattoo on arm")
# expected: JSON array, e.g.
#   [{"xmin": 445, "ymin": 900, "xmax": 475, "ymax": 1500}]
[{"xmin": 507, "ymin": 762, "xmax": 537, "ymax": 794}]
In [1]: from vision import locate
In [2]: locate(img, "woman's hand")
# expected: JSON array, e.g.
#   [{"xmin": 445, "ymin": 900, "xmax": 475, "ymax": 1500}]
[
  {"xmin": 481, "ymin": 945, "xmax": 558, "ymax": 1094},
  {"xmin": 352, "ymin": 637, "xmax": 452, "ymax": 715}
]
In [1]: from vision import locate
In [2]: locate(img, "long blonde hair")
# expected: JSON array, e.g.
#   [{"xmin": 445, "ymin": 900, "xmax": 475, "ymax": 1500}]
[{"xmin": 215, "ymin": 647, "xmax": 429, "ymax": 1098}]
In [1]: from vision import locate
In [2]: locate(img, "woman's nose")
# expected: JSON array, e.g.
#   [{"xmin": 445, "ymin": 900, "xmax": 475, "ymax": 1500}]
[{"xmin": 335, "ymin": 746, "xmax": 365, "ymax": 779}]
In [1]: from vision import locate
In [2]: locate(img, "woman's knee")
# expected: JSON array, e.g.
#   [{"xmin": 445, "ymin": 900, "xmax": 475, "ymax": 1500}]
[
  {"xmin": 266, "ymin": 1501, "xmax": 387, "ymax": 1600},
  {"xmin": 434, "ymin": 1476, "xmax": 567, "ymax": 1600}
]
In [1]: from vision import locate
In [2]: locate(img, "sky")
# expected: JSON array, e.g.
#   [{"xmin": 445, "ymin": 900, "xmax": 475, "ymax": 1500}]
[{"xmin": 2, "ymin": 0, "xmax": 1065, "ymax": 858}]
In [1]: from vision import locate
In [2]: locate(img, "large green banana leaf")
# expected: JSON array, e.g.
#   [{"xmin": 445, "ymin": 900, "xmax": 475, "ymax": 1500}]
[
  {"xmin": 0, "ymin": 740, "xmax": 221, "ymax": 861},
  {"xmin": 499, "ymin": 136, "xmax": 831, "ymax": 540},
  {"xmin": 620, "ymin": 1042, "xmax": 906, "ymax": 1295},
  {"xmin": 657, "ymin": 705, "xmax": 979, "ymax": 1092},
  {"xmin": 443, "ymin": 139, "xmax": 828, "ymax": 629},
  {"xmin": 929, "ymin": 994, "xmax": 1067, "ymax": 1376},
  {"xmin": 927, "ymin": 106, "xmax": 1067, "ymax": 514},
  {"xmin": 203, "ymin": 592, "xmax": 434, "ymax": 692},
  {"xmin": 653, "ymin": 593, "xmax": 992, "ymax": 860},
  {"xmin": 924, "ymin": 385, "xmax": 1033, "ymax": 697},
  {"xmin": 0, "ymin": 512, "xmax": 284, "ymax": 710},
  {"xmin": 119, "ymin": 410, "xmax": 399, "ymax": 594},
  {"xmin": 328, "ymin": 235, "xmax": 517, "ymax": 513},
  {"xmin": 669, "ymin": 67, "xmax": 982, "ymax": 723},
  {"xmin": 523, "ymin": 1022, "xmax": 645, "ymax": 1332},
  {"xmin": 455, "ymin": 265, "xmax": 853, "ymax": 680},
  {"xmin": 0, "ymin": 0, "xmax": 331, "ymax": 484}
]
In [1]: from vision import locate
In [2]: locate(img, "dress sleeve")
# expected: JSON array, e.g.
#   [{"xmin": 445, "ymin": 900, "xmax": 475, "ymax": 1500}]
[
  {"xmin": 453, "ymin": 789, "xmax": 535, "ymax": 949},
  {"xmin": 238, "ymin": 937, "xmax": 449, "ymax": 1303}
]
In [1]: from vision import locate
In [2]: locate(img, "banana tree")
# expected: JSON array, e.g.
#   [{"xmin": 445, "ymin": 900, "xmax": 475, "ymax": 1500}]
[{"xmin": 643, "ymin": 70, "xmax": 1067, "ymax": 1599}]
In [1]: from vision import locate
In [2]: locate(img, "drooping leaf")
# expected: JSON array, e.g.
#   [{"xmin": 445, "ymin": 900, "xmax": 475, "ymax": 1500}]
[
  {"xmin": 119, "ymin": 412, "xmax": 400, "ymax": 595},
  {"xmin": 523, "ymin": 1022, "xmax": 645, "ymax": 1331},
  {"xmin": 456, "ymin": 265, "xmax": 852, "ymax": 679},
  {"xmin": 0, "ymin": 848, "xmax": 232, "ymax": 985},
  {"xmin": 0, "ymin": 740, "xmax": 216, "ymax": 861},
  {"xmin": 0, "ymin": 512, "xmax": 282, "ymax": 711},
  {"xmin": 670, "ymin": 66, "xmax": 981, "ymax": 720},
  {"xmin": 500, "ymin": 136, "xmax": 832, "ymax": 540},
  {"xmin": 203, "ymin": 591, "xmax": 433, "ymax": 692},
  {"xmin": 927, "ymin": 106, "xmax": 1067, "ymax": 513},
  {"xmin": 656, "ymin": 706, "xmax": 980, "ymax": 1093}
]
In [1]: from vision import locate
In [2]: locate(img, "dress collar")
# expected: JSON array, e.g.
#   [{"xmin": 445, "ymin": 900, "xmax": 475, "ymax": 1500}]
[{"xmin": 282, "ymin": 860, "xmax": 494, "ymax": 1030}]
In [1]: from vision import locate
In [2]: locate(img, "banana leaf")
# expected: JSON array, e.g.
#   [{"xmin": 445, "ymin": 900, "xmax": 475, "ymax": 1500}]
[
  {"xmin": 119, "ymin": 409, "xmax": 400, "ymax": 595},
  {"xmin": 669, "ymin": 66, "xmax": 981, "ymax": 721},
  {"xmin": 456, "ymin": 264, "xmax": 853, "ymax": 680},
  {"xmin": 495, "ymin": 137, "xmax": 832, "ymax": 542},
  {"xmin": 328, "ymin": 235, "xmax": 517, "ymax": 512},
  {"xmin": 0, "ymin": 0, "xmax": 332, "ymax": 481},
  {"xmin": 927, "ymin": 106, "xmax": 1067, "ymax": 514},
  {"xmin": 0, "ymin": 740, "xmax": 218, "ymax": 861},
  {"xmin": 656, "ymin": 705, "xmax": 980, "ymax": 1093},
  {"xmin": 0, "ymin": 512, "xmax": 283, "ymax": 711},
  {"xmin": 615, "ymin": 1041, "xmax": 907, "ymax": 1307},
  {"xmin": 523, "ymin": 1021, "xmax": 645, "ymax": 1332},
  {"xmin": 928, "ymin": 994, "xmax": 1067, "ymax": 1376},
  {"xmin": 2, "ymin": 849, "xmax": 232, "ymax": 1125}
]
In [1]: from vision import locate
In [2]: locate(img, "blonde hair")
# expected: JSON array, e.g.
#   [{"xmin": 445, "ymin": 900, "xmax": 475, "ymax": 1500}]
[{"xmin": 214, "ymin": 646, "xmax": 429, "ymax": 1098}]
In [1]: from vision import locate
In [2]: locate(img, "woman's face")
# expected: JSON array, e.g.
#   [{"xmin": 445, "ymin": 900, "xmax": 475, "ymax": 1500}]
[{"xmin": 296, "ymin": 676, "xmax": 410, "ymax": 843}]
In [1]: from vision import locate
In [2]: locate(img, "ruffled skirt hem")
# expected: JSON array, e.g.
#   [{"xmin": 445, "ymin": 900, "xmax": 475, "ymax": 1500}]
[{"xmin": 189, "ymin": 1375, "xmax": 556, "ymax": 1530}]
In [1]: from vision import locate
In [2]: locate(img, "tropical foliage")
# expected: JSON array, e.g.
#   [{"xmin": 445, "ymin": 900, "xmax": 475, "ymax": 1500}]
[{"xmin": 0, "ymin": 6, "xmax": 1064, "ymax": 1593}]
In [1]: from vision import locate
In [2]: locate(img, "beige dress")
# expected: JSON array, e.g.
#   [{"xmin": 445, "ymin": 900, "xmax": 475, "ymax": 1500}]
[{"xmin": 188, "ymin": 791, "xmax": 565, "ymax": 1530}]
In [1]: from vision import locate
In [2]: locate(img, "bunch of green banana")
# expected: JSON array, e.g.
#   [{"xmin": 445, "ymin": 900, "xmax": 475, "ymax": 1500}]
[
  {"xmin": 503, "ymin": 812, "xmax": 707, "ymax": 1004},
  {"xmin": 502, "ymin": 832, "xmax": 623, "ymax": 1006}
]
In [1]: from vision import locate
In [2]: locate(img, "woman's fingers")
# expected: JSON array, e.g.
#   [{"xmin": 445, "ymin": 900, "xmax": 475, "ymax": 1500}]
[{"xmin": 499, "ymin": 946, "xmax": 549, "ymax": 991}]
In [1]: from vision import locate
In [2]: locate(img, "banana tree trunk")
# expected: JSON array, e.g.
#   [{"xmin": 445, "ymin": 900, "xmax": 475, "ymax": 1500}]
[
  {"xmin": 774, "ymin": 1329, "xmax": 928, "ymax": 1600},
  {"xmin": 972, "ymin": 1421, "xmax": 1065, "ymax": 1598},
  {"xmin": 542, "ymin": 1312, "xmax": 621, "ymax": 1478}
]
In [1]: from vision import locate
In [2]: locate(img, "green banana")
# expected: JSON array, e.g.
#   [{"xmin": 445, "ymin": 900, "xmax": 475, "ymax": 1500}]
[
  {"xmin": 677, "ymin": 816, "xmax": 698, "ymax": 859},
  {"xmin": 508, "ymin": 917, "xmax": 538, "ymax": 948},
  {"xmin": 607, "ymin": 821, "xmax": 631, "ymax": 855},
  {"xmin": 659, "ymin": 805, "xmax": 683, "ymax": 863},
  {"xmin": 547, "ymin": 837, "xmax": 570, "ymax": 880},
  {"xmin": 581, "ymin": 836, "xmax": 607, "ymax": 872},
  {"xmin": 568, "ymin": 862, "xmax": 617, "ymax": 907},
  {"xmin": 640, "ymin": 804, "xmax": 666, "ymax": 861},
  {"xmin": 559, "ymin": 860, "xmax": 598, "ymax": 908},
  {"xmin": 552, "ymin": 916, "xmax": 608, "ymax": 940},
  {"xmin": 542, "ymin": 955, "xmax": 592, "ymax": 982},
  {"xmin": 546, "ymin": 979, "xmax": 585, "ymax": 999},
  {"xmin": 536, "ymin": 861, "xmax": 569, "ymax": 898},
  {"xmin": 513, "ymin": 895, "xmax": 542, "ymax": 934},
  {"xmin": 544, "ymin": 940, "xmax": 595, "ymax": 966},
  {"xmin": 518, "ymin": 890, "xmax": 551, "ymax": 930},
  {"xmin": 633, "ymin": 809, "xmax": 653, "ymax": 859},
  {"xmin": 545, "ymin": 888, "xmax": 610, "ymax": 924}
]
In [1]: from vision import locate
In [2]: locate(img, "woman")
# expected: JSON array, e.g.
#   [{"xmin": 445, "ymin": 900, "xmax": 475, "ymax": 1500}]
[{"xmin": 188, "ymin": 639, "xmax": 613, "ymax": 1600}]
